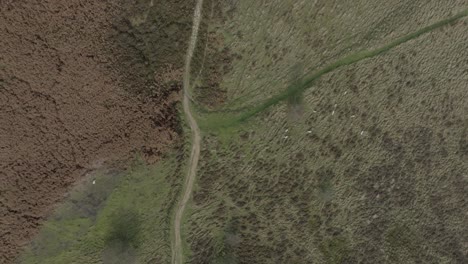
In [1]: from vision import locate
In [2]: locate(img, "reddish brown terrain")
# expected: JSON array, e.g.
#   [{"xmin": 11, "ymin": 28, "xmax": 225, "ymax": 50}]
[{"xmin": 0, "ymin": 1, "xmax": 189, "ymax": 262}]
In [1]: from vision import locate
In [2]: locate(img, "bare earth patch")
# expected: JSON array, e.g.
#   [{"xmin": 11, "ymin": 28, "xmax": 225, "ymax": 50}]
[{"xmin": 0, "ymin": 1, "xmax": 186, "ymax": 262}]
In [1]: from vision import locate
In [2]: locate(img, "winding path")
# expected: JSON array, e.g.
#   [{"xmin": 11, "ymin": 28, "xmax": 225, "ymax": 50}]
[
  {"xmin": 172, "ymin": 0, "xmax": 204, "ymax": 263},
  {"xmin": 170, "ymin": 2, "xmax": 468, "ymax": 263}
]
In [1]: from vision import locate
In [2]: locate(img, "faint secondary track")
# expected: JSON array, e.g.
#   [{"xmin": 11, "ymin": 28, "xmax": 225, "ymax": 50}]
[
  {"xmin": 203, "ymin": 8, "xmax": 468, "ymax": 129},
  {"xmin": 172, "ymin": 0, "xmax": 204, "ymax": 264}
]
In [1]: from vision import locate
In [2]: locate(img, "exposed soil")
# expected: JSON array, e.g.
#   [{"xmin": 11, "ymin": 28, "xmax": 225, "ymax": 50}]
[
  {"xmin": 172, "ymin": 0, "xmax": 203, "ymax": 262},
  {"xmin": 0, "ymin": 1, "xmax": 193, "ymax": 262}
]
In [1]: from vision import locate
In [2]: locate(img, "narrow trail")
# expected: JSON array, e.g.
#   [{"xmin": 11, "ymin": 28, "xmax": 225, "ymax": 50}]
[
  {"xmin": 170, "ymin": 3, "xmax": 467, "ymax": 263},
  {"xmin": 172, "ymin": 0, "xmax": 204, "ymax": 264}
]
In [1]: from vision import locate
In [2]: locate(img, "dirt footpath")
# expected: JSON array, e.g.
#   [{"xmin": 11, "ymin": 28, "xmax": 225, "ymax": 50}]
[{"xmin": 0, "ymin": 1, "xmax": 185, "ymax": 262}]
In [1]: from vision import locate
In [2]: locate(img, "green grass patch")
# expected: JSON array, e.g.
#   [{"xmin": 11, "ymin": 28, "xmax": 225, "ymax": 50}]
[{"xmin": 19, "ymin": 154, "xmax": 184, "ymax": 264}]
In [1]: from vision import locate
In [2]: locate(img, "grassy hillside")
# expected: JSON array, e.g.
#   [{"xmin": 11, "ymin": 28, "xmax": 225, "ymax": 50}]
[{"xmin": 186, "ymin": 0, "xmax": 468, "ymax": 263}]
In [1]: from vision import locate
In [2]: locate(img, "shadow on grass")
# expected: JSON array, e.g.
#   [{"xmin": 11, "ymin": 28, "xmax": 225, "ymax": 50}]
[{"xmin": 102, "ymin": 207, "xmax": 141, "ymax": 264}]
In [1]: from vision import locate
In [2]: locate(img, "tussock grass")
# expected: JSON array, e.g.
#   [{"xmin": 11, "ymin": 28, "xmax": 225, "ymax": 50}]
[
  {"xmin": 201, "ymin": 8, "xmax": 468, "ymax": 130},
  {"xmin": 186, "ymin": 1, "xmax": 468, "ymax": 263}
]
